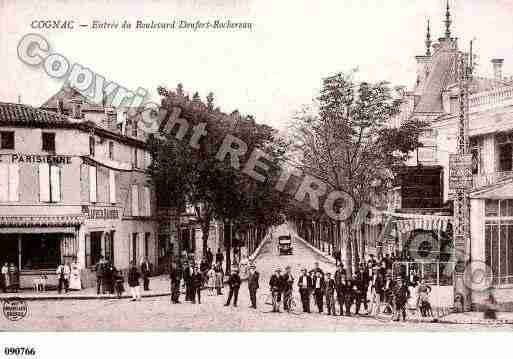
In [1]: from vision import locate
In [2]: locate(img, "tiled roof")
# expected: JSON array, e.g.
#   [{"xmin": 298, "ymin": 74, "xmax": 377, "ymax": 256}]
[
  {"xmin": 415, "ymin": 50, "xmax": 458, "ymax": 113},
  {"xmin": 0, "ymin": 102, "xmax": 70, "ymax": 126}
]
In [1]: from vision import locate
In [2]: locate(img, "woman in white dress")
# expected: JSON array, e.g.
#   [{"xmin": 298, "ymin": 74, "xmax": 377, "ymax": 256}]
[{"xmin": 69, "ymin": 261, "xmax": 82, "ymax": 290}]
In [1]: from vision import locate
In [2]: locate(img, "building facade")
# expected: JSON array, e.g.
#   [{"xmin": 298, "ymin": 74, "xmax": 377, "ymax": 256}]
[
  {"xmin": 395, "ymin": 4, "xmax": 513, "ymax": 308},
  {"xmin": 0, "ymin": 89, "xmax": 158, "ymax": 288}
]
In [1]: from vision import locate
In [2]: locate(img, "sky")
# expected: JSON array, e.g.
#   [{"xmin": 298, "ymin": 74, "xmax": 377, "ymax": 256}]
[{"xmin": 1, "ymin": 0, "xmax": 512, "ymax": 131}]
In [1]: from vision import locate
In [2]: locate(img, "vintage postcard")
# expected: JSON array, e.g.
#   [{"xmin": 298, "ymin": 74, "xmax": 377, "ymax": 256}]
[{"xmin": 0, "ymin": 0, "xmax": 513, "ymax": 339}]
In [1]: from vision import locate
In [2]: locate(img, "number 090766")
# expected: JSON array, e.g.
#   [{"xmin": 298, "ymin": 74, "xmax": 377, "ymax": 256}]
[{"xmin": 3, "ymin": 347, "xmax": 36, "ymax": 356}]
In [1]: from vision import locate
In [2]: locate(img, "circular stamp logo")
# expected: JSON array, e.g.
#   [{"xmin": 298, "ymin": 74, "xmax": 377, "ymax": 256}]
[{"xmin": 2, "ymin": 297, "xmax": 28, "ymax": 321}]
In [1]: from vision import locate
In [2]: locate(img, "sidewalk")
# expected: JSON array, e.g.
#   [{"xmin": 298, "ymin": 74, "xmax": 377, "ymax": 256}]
[
  {"xmin": 437, "ymin": 311, "xmax": 513, "ymax": 325},
  {"xmin": 0, "ymin": 275, "xmax": 171, "ymax": 301}
]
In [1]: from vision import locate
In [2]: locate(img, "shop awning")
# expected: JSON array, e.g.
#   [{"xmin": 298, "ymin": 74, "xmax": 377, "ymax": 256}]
[
  {"xmin": 0, "ymin": 215, "xmax": 84, "ymax": 228},
  {"xmin": 381, "ymin": 211, "xmax": 451, "ymax": 234}
]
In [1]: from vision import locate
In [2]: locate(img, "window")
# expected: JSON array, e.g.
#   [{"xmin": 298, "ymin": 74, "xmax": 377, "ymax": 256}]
[
  {"xmin": 39, "ymin": 163, "xmax": 61, "ymax": 202},
  {"xmin": 131, "ymin": 184, "xmax": 139, "ymax": 216},
  {"xmin": 499, "ymin": 143, "xmax": 512, "ymax": 172},
  {"xmin": 109, "ymin": 170, "xmax": 116, "ymax": 204},
  {"xmin": 89, "ymin": 136, "xmax": 95, "ymax": 157},
  {"xmin": 0, "ymin": 131, "xmax": 14, "ymax": 149},
  {"xmin": 42, "ymin": 132, "xmax": 55, "ymax": 152},
  {"xmin": 0, "ymin": 163, "xmax": 19, "ymax": 202},
  {"xmin": 21, "ymin": 234, "xmax": 60, "ymax": 269},
  {"xmin": 86, "ymin": 231, "xmax": 103, "ymax": 268},
  {"xmin": 108, "ymin": 141, "xmax": 114, "ymax": 160},
  {"xmin": 485, "ymin": 199, "xmax": 513, "ymax": 285},
  {"xmin": 132, "ymin": 148, "xmax": 138, "ymax": 168},
  {"xmin": 132, "ymin": 233, "xmax": 138, "ymax": 265},
  {"xmin": 89, "ymin": 165, "xmax": 97, "ymax": 203},
  {"xmin": 144, "ymin": 232, "xmax": 150, "ymax": 258}
]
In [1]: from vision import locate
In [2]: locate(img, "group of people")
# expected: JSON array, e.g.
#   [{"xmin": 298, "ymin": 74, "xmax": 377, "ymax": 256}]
[
  {"xmin": 94, "ymin": 256, "xmax": 152, "ymax": 300},
  {"xmin": 1, "ymin": 262, "xmax": 19, "ymax": 293},
  {"xmin": 169, "ymin": 248, "xmax": 226, "ymax": 304},
  {"xmin": 265, "ymin": 257, "xmax": 432, "ymax": 322},
  {"xmin": 55, "ymin": 261, "xmax": 82, "ymax": 293}
]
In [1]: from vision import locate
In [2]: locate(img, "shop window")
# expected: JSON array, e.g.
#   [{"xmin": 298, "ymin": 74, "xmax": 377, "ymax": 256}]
[
  {"xmin": 89, "ymin": 165, "xmax": 97, "ymax": 203},
  {"xmin": 39, "ymin": 163, "xmax": 61, "ymax": 203},
  {"xmin": 109, "ymin": 170, "xmax": 116, "ymax": 204},
  {"xmin": 0, "ymin": 131, "xmax": 14, "ymax": 149},
  {"xmin": 42, "ymin": 132, "xmax": 55, "ymax": 152},
  {"xmin": 485, "ymin": 199, "xmax": 513, "ymax": 285},
  {"xmin": 21, "ymin": 234, "xmax": 60, "ymax": 270},
  {"xmin": 0, "ymin": 163, "xmax": 19, "ymax": 202},
  {"xmin": 89, "ymin": 136, "xmax": 95, "ymax": 157},
  {"xmin": 131, "ymin": 184, "xmax": 139, "ymax": 216}
]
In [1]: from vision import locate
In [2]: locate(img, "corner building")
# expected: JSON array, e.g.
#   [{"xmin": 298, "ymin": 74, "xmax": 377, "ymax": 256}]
[{"xmin": 0, "ymin": 88, "xmax": 157, "ymax": 288}]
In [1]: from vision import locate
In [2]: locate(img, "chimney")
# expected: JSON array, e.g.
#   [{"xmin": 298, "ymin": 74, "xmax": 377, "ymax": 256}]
[
  {"xmin": 70, "ymin": 98, "xmax": 83, "ymax": 120},
  {"xmin": 491, "ymin": 58, "xmax": 504, "ymax": 81}
]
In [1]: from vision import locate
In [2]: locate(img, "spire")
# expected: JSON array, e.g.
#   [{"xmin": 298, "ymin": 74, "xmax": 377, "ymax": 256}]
[
  {"xmin": 425, "ymin": 19, "xmax": 432, "ymax": 56},
  {"xmin": 444, "ymin": 0, "xmax": 452, "ymax": 39}
]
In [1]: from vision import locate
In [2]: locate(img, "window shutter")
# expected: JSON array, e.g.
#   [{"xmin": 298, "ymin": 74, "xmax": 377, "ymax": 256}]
[
  {"xmin": 131, "ymin": 185, "xmax": 139, "ymax": 216},
  {"xmin": 0, "ymin": 164, "xmax": 8, "ymax": 201},
  {"xmin": 39, "ymin": 163, "xmax": 50, "ymax": 202},
  {"xmin": 50, "ymin": 166, "xmax": 61, "ymax": 202},
  {"xmin": 8, "ymin": 164, "xmax": 19, "ymax": 202},
  {"xmin": 89, "ymin": 165, "xmax": 97, "ymax": 202},
  {"xmin": 144, "ymin": 186, "xmax": 151, "ymax": 216},
  {"xmin": 109, "ymin": 170, "xmax": 116, "ymax": 204}
]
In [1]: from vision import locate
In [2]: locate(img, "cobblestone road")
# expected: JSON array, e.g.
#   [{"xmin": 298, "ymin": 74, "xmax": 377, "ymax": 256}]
[{"xmin": 1, "ymin": 224, "xmax": 511, "ymax": 331}]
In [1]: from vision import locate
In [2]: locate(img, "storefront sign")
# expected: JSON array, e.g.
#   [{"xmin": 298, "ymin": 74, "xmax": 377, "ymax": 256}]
[
  {"xmin": 8, "ymin": 154, "xmax": 72, "ymax": 164},
  {"xmin": 82, "ymin": 205, "xmax": 121, "ymax": 220},
  {"xmin": 449, "ymin": 154, "xmax": 473, "ymax": 190}
]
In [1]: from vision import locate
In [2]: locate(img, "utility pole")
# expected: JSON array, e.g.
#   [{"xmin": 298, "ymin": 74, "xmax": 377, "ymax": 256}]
[{"xmin": 452, "ymin": 41, "xmax": 473, "ymax": 312}]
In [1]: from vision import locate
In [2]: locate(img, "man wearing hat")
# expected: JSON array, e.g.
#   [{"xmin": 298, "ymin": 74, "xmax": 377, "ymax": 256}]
[
  {"xmin": 392, "ymin": 276, "xmax": 410, "ymax": 321},
  {"xmin": 225, "ymin": 267, "xmax": 242, "ymax": 307},
  {"xmin": 247, "ymin": 263, "xmax": 260, "ymax": 309},
  {"xmin": 282, "ymin": 266, "xmax": 294, "ymax": 311},
  {"xmin": 297, "ymin": 268, "xmax": 311, "ymax": 313},
  {"xmin": 269, "ymin": 268, "xmax": 283, "ymax": 312}
]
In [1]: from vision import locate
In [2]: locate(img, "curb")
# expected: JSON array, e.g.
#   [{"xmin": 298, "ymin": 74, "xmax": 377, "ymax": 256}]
[
  {"xmin": 0, "ymin": 292, "xmax": 171, "ymax": 301},
  {"xmin": 289, "ymin": 227, "xmax": 336, "ymax": 265},
  {"xmin": 249, "ymin": 233, "xmax": 270, "ymax": 262}
]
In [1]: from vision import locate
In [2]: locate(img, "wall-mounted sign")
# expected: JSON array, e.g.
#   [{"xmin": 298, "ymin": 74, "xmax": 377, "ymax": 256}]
[
  {"xmin": 82, "ymin": 205, "xmax": 121, "ymax": 220},
  {"xmin": 9, "ymin": 154, "xmax": 72, "ymax": 164},
  {"xmin": 449, "ymin": 154, "xmax": 473, "ymax": 190}
]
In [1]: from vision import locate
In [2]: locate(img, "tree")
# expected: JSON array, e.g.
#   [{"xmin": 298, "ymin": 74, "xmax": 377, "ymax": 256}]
[
  {"xmin": 148, "ymin": 84, "xmax": 289, "ymax": 270},
  {"xmin": 290, "ymin": 71, "xmax": 427, "ymax": 275}
]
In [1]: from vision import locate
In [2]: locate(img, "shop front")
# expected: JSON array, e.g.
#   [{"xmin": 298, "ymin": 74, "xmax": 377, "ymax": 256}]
[{"xmin": 0, "ymin": 215, "xmax": 83, "ymax": 289}]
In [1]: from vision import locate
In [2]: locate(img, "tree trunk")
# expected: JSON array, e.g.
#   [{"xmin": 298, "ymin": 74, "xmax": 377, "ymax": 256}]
[
  {"xmin": 344, "ymin": 220, "xmax": 353, "ymax": 278},
  {"xmin": 201, "ymin": 216, "xmax": 211, "ymax": 258},
  {"xmin": 224, "ymin": 221, "xmax": 232, "ymax": 274}
]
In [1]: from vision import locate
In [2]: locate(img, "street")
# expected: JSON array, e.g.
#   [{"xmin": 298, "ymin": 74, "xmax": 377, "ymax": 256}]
[{"xmin": 0, "ymin": 224, "xmax": 510, "ymax": 331}]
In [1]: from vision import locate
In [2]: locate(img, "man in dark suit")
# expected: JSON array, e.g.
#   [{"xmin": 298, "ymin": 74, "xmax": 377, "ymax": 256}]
[
  {"xmin": 224, "ymin": 268, "xmax": 241, "ymax": 307},
  {"xmin": 355, "ymin": 266, "xmax": 369, "ymax": 315},
  {"xmin": 191, "ymin": 266, "xmax": 203, "ymax": 304},
  {"xmin": 215, "ymin": 248, "xmax": 224, "ymax": 265},
  {"xmin": 247, "ymin": 264, "xmax": 259, "ymax": 309},
  {"xmin": 141, "ymin": 257, "xmax": 151, "ymax": 291},
  {"xmin": 297, "ymin": 268, "xmax": 311, "ymax": 313},
  {"xmin": 95, "ymin": 256, "xmax": 106, "ymax": 295},
  {"xmin": 169, "ymin": 260, "xmax": 182, "ymax": 304},
  {"xmin": 269, "ymin": 268, "xmax": 282, "ymax": 312},
  {"xmin": 282, "ymin": 266, "xmax": 294, "ymax": 311},
  {"xmin": 312, "ymin": 270, "xmax": 325, "ymax": 313},
  {"xmin": 206, "ymin": 248, "xmax": 214, "ymax": 267},
  {"xmin": 182, "ymin": 262, "xmax": 193, "ymax": 302},
  {"xmin": 334, "ymin": 264, "xmax": 347, "ymax": 316}
]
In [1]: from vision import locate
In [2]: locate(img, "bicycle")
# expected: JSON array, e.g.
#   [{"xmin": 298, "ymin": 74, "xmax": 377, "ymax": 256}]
[{"xmin": 259, "ymin": 291, "xmax": 301, "ymax": 315}]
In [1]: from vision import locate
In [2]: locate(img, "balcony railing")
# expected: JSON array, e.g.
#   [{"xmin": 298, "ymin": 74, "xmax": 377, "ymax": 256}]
[
  {"xmin": 473, "ymin": 171, "xmax": 513, "ymax": 188},
  {"xmin": 469, "ymin": 86, "xmax": 513, "ymax": 111}
]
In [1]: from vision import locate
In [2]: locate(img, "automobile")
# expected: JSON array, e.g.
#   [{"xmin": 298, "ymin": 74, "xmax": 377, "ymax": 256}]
[{"xmin": 278, "ymin": 235, "xmax": 293, "ymax": 255}]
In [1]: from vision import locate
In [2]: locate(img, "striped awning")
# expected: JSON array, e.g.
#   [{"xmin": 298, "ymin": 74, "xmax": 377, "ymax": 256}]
[
  {"xmin": 0, "ymin": 215, "xmax": 85, "ymax": 227},
  {"xmin": 381, "ymin": 211, "xmax": 451, "ymax": 234}
]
